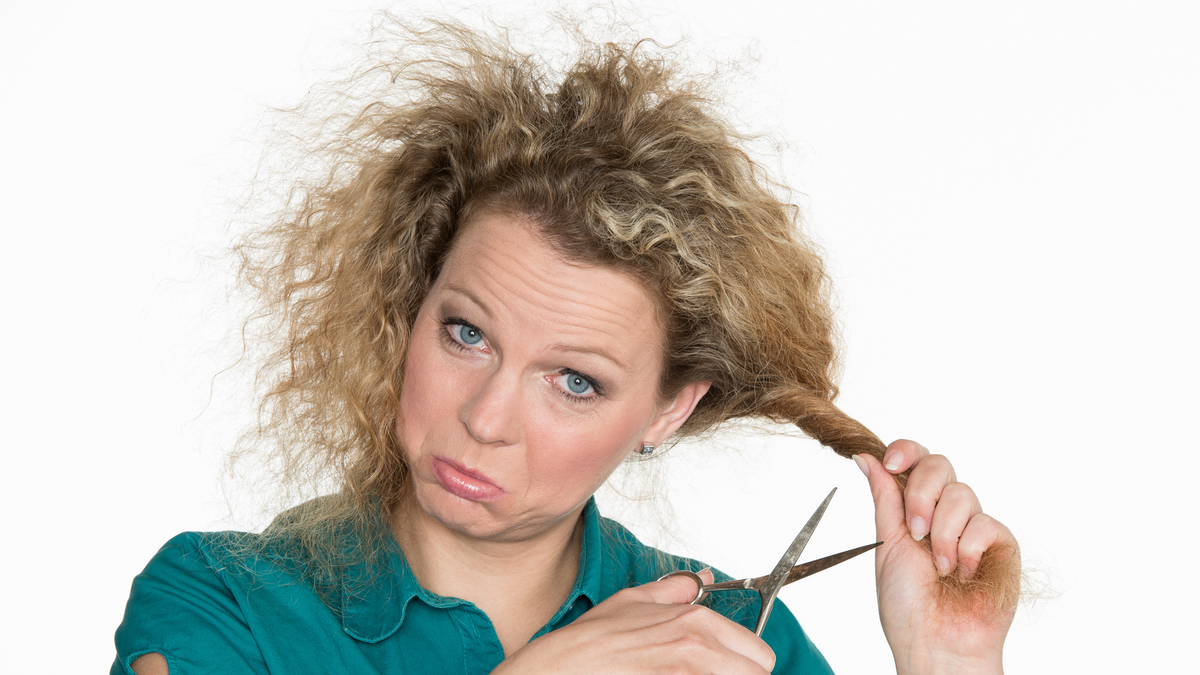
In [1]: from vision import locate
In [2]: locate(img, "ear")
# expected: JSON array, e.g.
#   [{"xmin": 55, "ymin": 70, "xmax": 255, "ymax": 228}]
[{"xmin": 643, "ymin": 381, "xmax": 711, "ymax": 446}]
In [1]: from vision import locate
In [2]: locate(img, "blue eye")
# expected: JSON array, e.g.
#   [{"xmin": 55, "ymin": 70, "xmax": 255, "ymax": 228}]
[
  {"xmin": 559, "ymin": 370, "xmax": 596, "ymax": 396},
  {"xmin": 457, "ymin": 324, "xmax": 483, "ymax": 345}
]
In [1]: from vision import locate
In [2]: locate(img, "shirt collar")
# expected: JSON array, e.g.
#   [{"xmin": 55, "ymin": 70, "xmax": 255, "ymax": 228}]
[{"xmin": 340, "ymin": 497, "xmax": 605, "ymax": 643}]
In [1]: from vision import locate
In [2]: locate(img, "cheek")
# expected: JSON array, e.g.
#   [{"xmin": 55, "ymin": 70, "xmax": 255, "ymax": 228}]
[
  {"xmin": 527, "ymin": 411, "xmax": 647, "ymax": 492},
  {"xmin": 397, "ymin": 333, "xmax": 458, "ymax": 456}
]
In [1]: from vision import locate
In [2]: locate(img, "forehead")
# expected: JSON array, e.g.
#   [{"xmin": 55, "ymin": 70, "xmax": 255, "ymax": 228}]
[{"xmin": 432, "ymin": 212, "xmax": 664, "ymax": 373}]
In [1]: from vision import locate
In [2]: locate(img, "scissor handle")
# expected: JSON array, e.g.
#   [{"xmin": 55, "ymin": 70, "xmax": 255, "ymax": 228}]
[{"xmin": 657, "ymin": 570, "xmax": 708, "ymax": 605}]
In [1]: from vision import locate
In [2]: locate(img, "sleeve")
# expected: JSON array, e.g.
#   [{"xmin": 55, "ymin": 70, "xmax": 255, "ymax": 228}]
[
  {"xmin": 759, "ymin": 600, "xmax": 835, "ymax": 675},
  {"xmin": 111, "ymin": 533, "xmax": 269, "ymax": 675}
]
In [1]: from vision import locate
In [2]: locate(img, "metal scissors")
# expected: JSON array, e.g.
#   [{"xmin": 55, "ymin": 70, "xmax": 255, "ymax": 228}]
[{"xmin": 662, "ymin": 488, "xmax": 881, "ymax": 636}]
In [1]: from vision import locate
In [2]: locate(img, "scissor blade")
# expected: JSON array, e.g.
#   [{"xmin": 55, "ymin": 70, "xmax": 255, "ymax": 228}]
[
  {"xmin": 703, "ymin": 541, "xmax": 882, "ymax": 594},
  {"xmin": 784, "ymin": 541, "xmax": 882, "ymax": 586},
  {"xmin": 753, "ymin": 487, "xmax": 837, "ymax": 636}
]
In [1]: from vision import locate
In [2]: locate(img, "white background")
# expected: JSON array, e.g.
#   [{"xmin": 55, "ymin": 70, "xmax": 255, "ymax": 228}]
[{"xmin": 2, "ymin": 1, "xmax": 1197, "ymax": 672}]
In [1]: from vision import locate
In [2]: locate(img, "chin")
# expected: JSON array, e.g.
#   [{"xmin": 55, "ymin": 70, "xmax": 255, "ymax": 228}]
[
  {"xmin": 410, "ymin": 481, "xmax": 507, "ymax": 537},
  {"xmin": 413, "ymin": 484, "xmax": 577, "ymax": 544}
]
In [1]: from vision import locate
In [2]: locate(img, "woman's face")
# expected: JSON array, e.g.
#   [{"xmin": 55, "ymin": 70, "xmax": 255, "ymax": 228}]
[{"xmin": 396, "ymin": 212, "xmax": 708, "ymax": 544}]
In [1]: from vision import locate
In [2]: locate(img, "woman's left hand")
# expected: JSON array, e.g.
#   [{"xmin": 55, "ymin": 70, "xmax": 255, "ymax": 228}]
[{"xmin": 854, "ymin": 440, "xmax": 1018, "ymax": 675}]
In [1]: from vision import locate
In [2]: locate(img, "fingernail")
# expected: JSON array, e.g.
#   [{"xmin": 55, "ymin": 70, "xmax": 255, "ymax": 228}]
[
  {"xmin": 883, "ymin": 454, "xmax": 900, "ymax": 472},
  {"xmin": 697, "ymin": 567, "xmax": 711, "ymax": 576},
  {"xmin": 935, "ymin": 555, "xmax": 951, "ymax": 576},
  {"xmin": 909, "ymin": 516, "xmax": 928, "ymax": 541},
  {"xmin": 853, "ymin": 454, "xmax": 870, "ymax": 477}
]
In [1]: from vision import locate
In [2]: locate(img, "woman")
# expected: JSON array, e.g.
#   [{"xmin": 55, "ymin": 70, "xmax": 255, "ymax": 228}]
[{"xmin": 114, "ymin": 20, "xmax": 1019, "ymax": 675}]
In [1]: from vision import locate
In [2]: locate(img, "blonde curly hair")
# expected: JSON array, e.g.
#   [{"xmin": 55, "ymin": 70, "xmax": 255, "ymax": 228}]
[{"xmin": 235, "ymin": 16, "xmax": 1016, "ymax": 618}]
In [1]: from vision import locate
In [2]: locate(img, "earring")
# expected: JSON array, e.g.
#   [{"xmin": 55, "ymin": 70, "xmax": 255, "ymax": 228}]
[{"xmin": 640, "ymin": 445, "xmax": 655, "ymax": 456}]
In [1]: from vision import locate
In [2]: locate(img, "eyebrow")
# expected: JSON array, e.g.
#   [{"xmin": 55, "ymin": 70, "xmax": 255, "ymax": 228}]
[
  {"xmin": 442, "ymin": 283, "xmax": 493, "ymax": 320},
  {"xmin": 441, "ymin": 283, "xmax": 635, "ymax": 374},
  {"xmin": 545, "ymin": 342, "xmax": 632, "ymax": 374}
]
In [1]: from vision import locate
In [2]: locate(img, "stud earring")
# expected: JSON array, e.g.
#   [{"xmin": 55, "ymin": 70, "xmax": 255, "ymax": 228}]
[{"xmin": 640, "ymin": 445, "xmax": 655, "ymax": 456}]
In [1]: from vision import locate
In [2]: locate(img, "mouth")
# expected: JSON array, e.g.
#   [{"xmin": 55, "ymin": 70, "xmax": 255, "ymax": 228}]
[{"xmin": 430, "ymin": 456, "xmax": 506, "ymax": 502}]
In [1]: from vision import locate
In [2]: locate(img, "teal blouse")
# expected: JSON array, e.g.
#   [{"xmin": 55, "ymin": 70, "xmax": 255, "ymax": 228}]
[{"xmin": 113, "ymin": 499, "xmax": 832, "ymax": 674}]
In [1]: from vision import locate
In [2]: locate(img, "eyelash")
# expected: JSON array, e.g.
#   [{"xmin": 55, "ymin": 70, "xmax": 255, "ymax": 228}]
[
  {"xmin": 553, "ymin": 368, "xmax": 604, "ymax": 403},
  {"xmin": 438, "ymin": 317, "xmax": 605, "ymax": 403},
  {"xmin": 440, "ymin": 317, "xmax": 488, "ymax": 353}
]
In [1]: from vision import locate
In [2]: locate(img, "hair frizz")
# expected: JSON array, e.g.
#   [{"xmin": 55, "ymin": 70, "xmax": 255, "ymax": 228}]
[{"xmin": 235, "ymin": 16, "xmax": 1016, "ymax": 615}]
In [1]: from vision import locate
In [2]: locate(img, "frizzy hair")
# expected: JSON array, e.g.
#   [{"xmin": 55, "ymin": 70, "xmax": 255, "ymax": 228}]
[{"xmin": 234, "ymin": 16, "xmax": 1017, "ymax": 617}]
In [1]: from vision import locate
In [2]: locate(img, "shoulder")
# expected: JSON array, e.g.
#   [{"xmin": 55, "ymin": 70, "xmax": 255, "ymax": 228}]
[
  {"xmin": 593, "ymin": 513, "xmax": 698, "ymax": 581},
  {"xmin": 112, "ymin": 521, "xmax": 347, "ymax": 675},
  {"xmin": 112, "ymin": 497, "xmax": 394, "ymax": 674},
  {"xmin": 113, "ymin": 531, "xmax": 270, "ymax": 674},
  {"xmin": 128, "ymin": 530, "xmax": 288, "ymax": 593},
  {"xmin": 128, "ymin": 531, "xmax": 251, "ymax": 595},
  {"xmin": 593, "ymin": 512, "xmax": 738, "ymax": 589}
]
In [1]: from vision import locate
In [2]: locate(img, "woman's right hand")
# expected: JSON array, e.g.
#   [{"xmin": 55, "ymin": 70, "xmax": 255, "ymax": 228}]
[{"xmin": 494, "ymin": 570, "xmax": 776, "ymax": 674}]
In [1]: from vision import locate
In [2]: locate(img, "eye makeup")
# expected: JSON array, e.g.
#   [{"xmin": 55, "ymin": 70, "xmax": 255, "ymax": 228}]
[{"xmin": 438, "ymin": 316, "xmax": 607, "ymax": 403}]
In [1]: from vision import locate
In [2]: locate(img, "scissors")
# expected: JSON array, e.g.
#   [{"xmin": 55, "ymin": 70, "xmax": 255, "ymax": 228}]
[{"xmin": 662, "ymin": 488, "xmax": 881, "ymax": 636}]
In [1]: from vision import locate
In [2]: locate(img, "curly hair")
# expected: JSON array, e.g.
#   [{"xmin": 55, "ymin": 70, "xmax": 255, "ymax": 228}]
[{"xmin": 235, "ymin": 16, "xmax": 1016, "ymax": 617}]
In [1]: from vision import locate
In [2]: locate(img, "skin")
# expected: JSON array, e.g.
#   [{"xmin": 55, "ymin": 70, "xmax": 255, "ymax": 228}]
[
  {"xmin": 395, "ymin": 211, "xmax": 708, "ymax": 546},
  {"xmin": 855, "ymin": 443, "xmax": 1017, "ymax": 675},
  {"xmin": 132, "ymin": 214, "xmax": 1017, "ymax": 675},
  {"xmin": 392, "ymin": 212, "xmax": 720, "ymax": 658}
]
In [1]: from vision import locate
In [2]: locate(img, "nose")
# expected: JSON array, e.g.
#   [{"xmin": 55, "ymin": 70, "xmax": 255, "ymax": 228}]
[{"xmin": 458, "ymin": 369, "xmax": 521, "ymax": 446}]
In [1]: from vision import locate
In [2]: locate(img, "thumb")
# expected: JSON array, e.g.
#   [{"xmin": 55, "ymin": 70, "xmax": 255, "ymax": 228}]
[
  {"xmin": 854, "ymin": 453, "xmax": 907, "ymax": 542},
  {"xmin": 634, "ymin": 569, "xmax": 709, "ymax": 605}
]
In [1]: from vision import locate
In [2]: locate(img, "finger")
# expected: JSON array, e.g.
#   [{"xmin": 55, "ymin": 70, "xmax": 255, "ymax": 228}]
[
  {"xmin": 854, "ymin": 453, "xmax": 907, "ymax": 542},
  {"xmin": 667, "ymin": 604, "xmax": 777, "ymax": 672},
  {"xmin": 713, "ymin": 647, "xmax": 775, "ymax": 675},
  {"xmin": 928, "ymin": 482, "xmax": 983, "ymax": 576},
  {"xmin": 957, "ymin": 513, "xmax": 1015, "ymax": 579},
  {"xmin": 881, "ymin": 439, "xmax": 931, "ymax": 473},
  {"xmin": 680, "ymin": 636, "xmax": 775, "ymax": 674},
  {"xmin": 648, "ymin": 625, "xmax": 776, "ymax": 675},
  {"xmin": 901, "ymin": 453, "xmax": 957, "ymax": 542},
  {"xmin": 655, "ymin": 647, "xmax": 774, "ymax": 675},
  {"xmin": 631, "ymin": 571, "xmax": 706, "ymax": 605}
]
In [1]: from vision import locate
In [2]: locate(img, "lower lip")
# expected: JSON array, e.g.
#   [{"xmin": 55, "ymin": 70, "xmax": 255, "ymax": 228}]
[{"xmin": 430, "ymin": 457, "xmax": 505, "ymax": 502}]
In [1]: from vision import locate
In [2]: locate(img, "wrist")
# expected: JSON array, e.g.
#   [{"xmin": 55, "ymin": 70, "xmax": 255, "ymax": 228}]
[{"xmin": 894, "ymin": 648, "xmax": 1003, "ymax": 675}]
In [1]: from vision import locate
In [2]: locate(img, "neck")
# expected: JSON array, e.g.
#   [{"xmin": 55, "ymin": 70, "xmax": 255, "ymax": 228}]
[{"xmin": 391, "ymin": 498, "xmax": 586, "ymax": 655}]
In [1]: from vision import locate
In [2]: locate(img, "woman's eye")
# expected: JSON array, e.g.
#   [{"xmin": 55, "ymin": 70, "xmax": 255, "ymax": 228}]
[
  {"xmin": 553, "ymin": 370, "xmax": 598, "ymax": 398},
  {"xmin": 456, "ymin": 324, "xmax": 483, "ymax": 345},
  {"xmin": 442, "ymin": 319, "xmax": 487, "ymax": 351}
]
